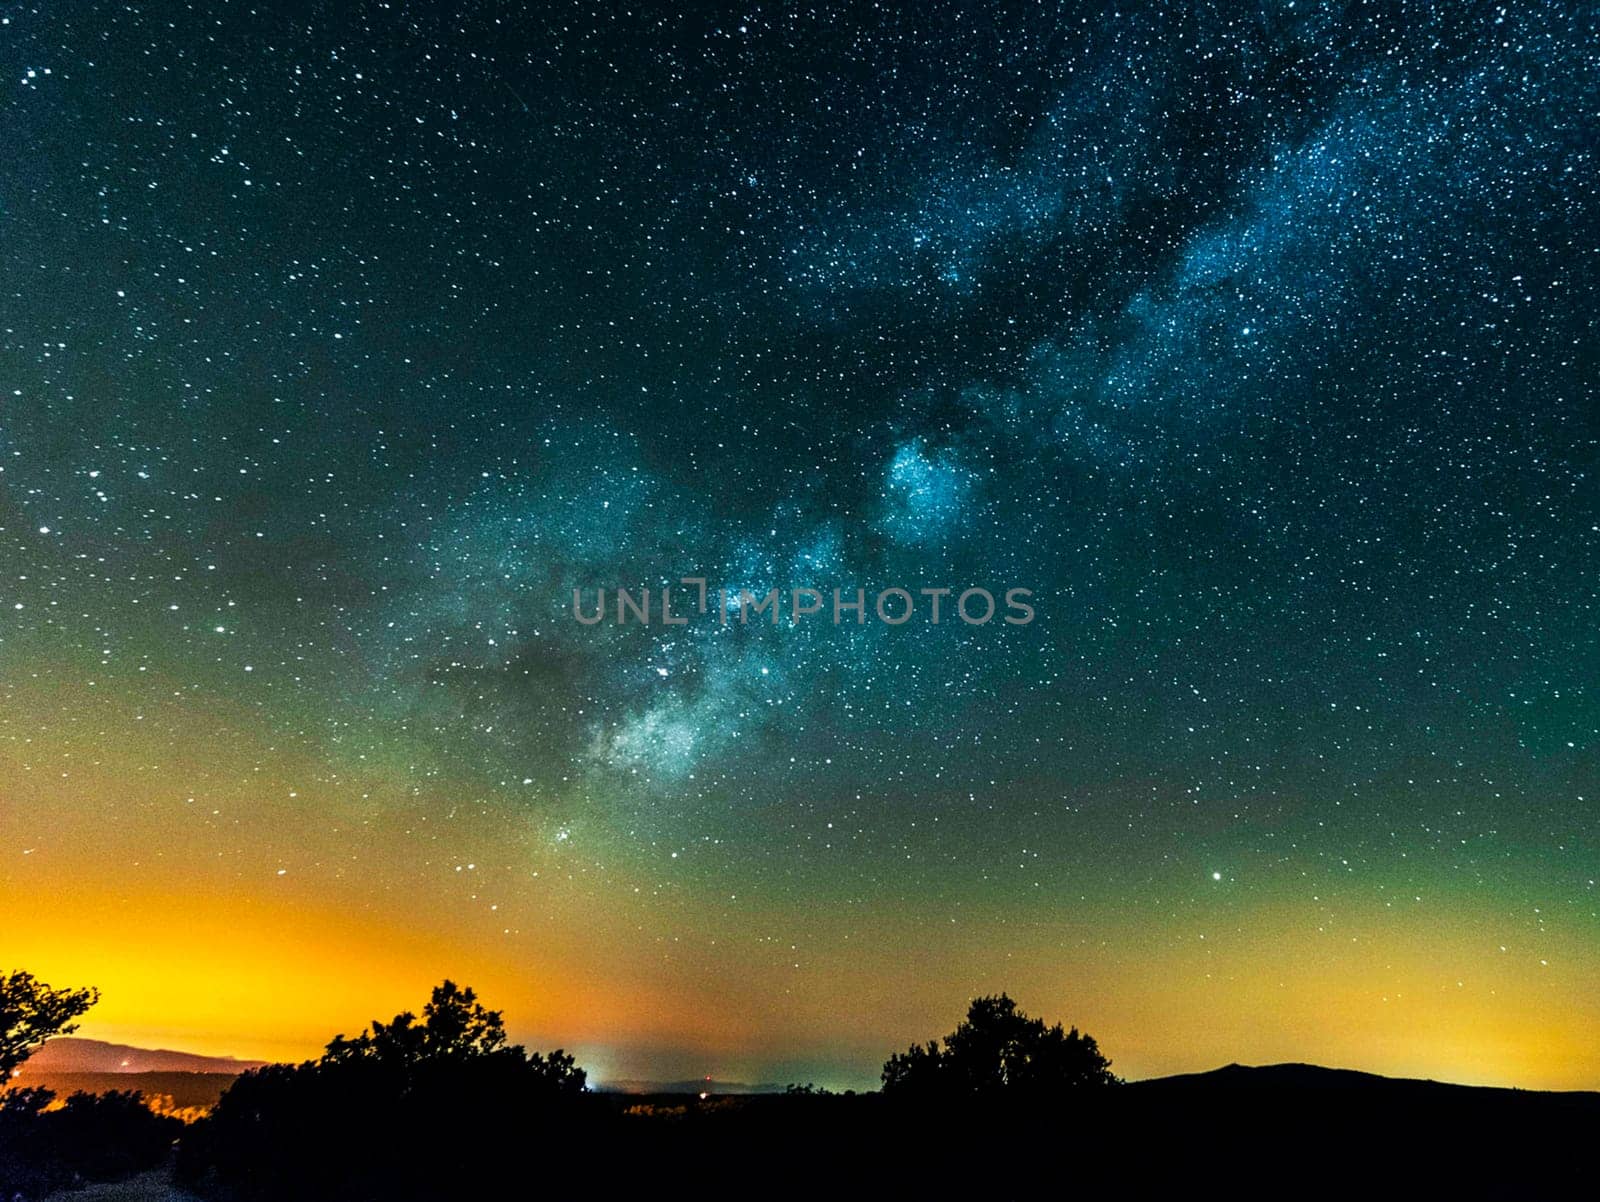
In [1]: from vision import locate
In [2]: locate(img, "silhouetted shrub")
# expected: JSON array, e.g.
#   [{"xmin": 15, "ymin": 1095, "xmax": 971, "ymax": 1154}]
[
  {"xmin": 0, "ymin": 1086, "xmax": 179, "ymax": 1196},
  {"xmin": 176, "ymin": 981, "xmax": 589, "ymax": 1199}
]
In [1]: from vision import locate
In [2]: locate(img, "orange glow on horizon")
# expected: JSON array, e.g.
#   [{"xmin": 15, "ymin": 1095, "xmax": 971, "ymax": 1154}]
[
  {"xmin": 7, "ymin": 857, "xmax": 1599, "ymax": 1091},
  {"xmin": 4, "ymin": 693, "xmax": 1596, "ymax": 1092}
]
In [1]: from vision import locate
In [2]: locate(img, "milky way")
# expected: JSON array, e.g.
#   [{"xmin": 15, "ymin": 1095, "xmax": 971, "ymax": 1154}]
[{"xmin": 1, "ymin": 3, "xmax": 1596, "ymax": 1087}]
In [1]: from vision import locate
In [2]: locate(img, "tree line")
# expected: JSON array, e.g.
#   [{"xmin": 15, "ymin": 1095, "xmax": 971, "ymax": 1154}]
[{"xmin": 2, "ymin": 968, "xmax": 1116, "ymax": 1199}]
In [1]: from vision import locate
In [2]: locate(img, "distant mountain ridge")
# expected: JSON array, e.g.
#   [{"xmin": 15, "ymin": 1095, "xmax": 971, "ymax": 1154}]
[
  {"xmin": 598, "ymin": 1062, "xmax": 1600, "ymax": 1098},
  {"xmin": 18, "ymin": 1037, "xmax": 269, "ymax": 1076},
  {"xmin": 14, "ymin": 1045, "xmax": 1597, "ymax": 1101},
  {"xmin": 1133, "ymin": 1061, "xmax": 1600, "ymax": 1098}
]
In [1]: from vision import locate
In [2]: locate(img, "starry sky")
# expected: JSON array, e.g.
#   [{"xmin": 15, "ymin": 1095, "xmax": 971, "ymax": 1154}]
[{"xmin": 1, "ymin": 2, "xmax": 1597, "ymax": 1091}]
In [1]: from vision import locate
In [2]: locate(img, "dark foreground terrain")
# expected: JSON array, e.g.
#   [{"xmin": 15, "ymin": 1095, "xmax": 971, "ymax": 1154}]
[
  {"xmin": 578, "ymin": 1069, "xmax": 1595, "ymax": 1198},
  {"xmin": 10, "ymin": 1064, "xmax": 1594, "ymax": 1200}
]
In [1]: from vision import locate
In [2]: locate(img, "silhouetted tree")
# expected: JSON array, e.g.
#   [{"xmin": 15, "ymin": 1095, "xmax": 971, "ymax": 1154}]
[
  {"xmin": 1, "ymin": 1079, "xmax": 178, "ymax": 1194},
  {"xmin": 0, "ymin": 969, "xmax": 99, "ymax": 1079},
  {"xmin": 0, "ymin": 972, "xmax": 179, "ymax": 1196},
  {"xmin": 314, "ymin": 979, "xmax": 586, "ymax": 1100},
  {"xmin": 882, "ymin": 993, "xmax": 1117, "ymax": 1100},
  {"xmin": 178, "ymin": 980, "xmax": 588, "ymax": 1199},
  {"xmin": 322, "ymin": 979, "xmax": 508, "ymax": 1066}
]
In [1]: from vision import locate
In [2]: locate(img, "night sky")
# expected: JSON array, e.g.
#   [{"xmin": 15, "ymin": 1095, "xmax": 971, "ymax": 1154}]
[{"xmin": 2, "ymin": 2, "xmax": 1596, "ymax": 1090}]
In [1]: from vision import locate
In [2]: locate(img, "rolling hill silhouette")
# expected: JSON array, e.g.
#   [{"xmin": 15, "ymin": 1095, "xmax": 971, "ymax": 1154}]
[
  {"xmin": 19, "ymin": 1037, "xmax": 267, "ymax": 1075},
  {"xmin": 1136, "ymin": 1060, "xmax": 1600, "ymax": 1100}
]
